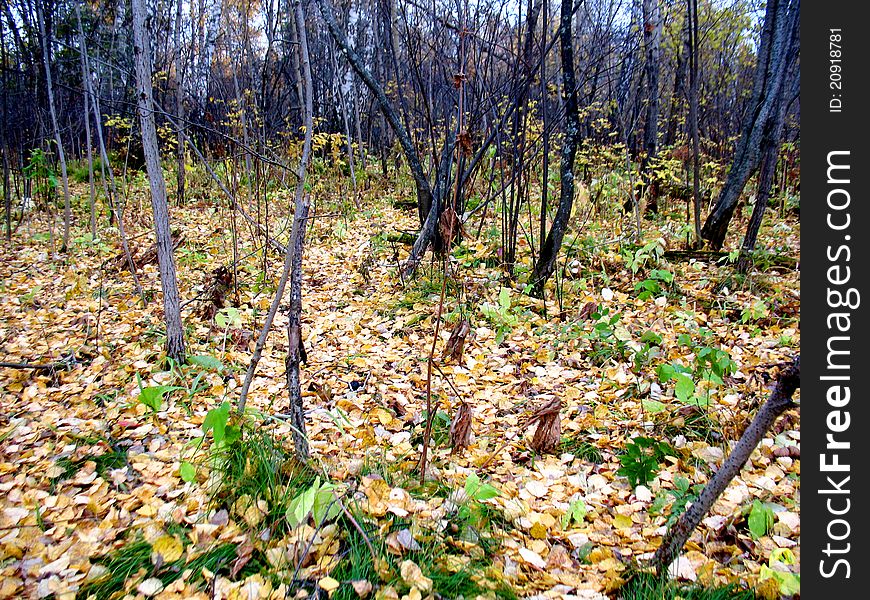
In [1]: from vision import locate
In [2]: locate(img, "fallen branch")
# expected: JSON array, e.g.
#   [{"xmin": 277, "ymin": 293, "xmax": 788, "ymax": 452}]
[
  {"xmin": 664, "ymin": 249, "xmax": 797, "ymax": 269},
  {"xmin": 651, "ymin": 356, "xmax": 800, "ymax": 574}
]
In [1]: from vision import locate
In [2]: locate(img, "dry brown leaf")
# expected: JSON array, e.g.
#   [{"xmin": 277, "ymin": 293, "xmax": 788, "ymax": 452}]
[
  {"xmin": 449, "ymin": 401, "xmax": 473, "ymax": 453},
  {"xmin": 527, "ymin": 397, "xmax": 562, "ymax": 454},
  {"xmin": 442, "ymin": 319, "xmax": 471, "ymax": 363}
]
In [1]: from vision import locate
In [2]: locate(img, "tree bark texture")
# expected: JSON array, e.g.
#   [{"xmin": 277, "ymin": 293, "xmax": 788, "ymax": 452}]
[
  {"xmin": 652, "ymin": 357, "xmax": 800, "ymax": 574},
  {"xmin": 700, "ymin": 0, "xmax": 799, "ymax": 250},
  {"xmin": 132, "ymin": 0, "xmax": 186, "ymax": 362},
  {"xmin": 530, "ymin": 0, "xmax": 581, "ymax": 298}
]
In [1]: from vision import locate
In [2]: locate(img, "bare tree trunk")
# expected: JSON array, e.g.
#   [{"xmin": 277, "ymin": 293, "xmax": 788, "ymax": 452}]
[
  {"xmin": 76, "ymin": 5, "xmax": 143, "ymax": 298},
  {"xmin": 701, "ymin": 0, "xmax": 798, "ymax": 250},
  {"xmin": 2, "ymin": 14, "xmax": 9, "ymax": 242},
  {"xmin": 285, "ymin": 0, "xmax": 314, "ymax": 460},
  {"xmin": 640, "ymin": 0, "xmax": 661, "ymax": 214},
  {"xmin": 77, "ymin": 18, "xmax": 97, "ymax": 238},
  {"xmin": 174, "ymin": 0, "xmax": 186, "ymax": 206},
  {"xmin": 687, "ymin": 0, "xmax": 701, "ymax": 246},
  {"xmin": 237, "ymin": 0, "xmax": 315, "ymax": 418},
  {"xmin": 653, "ymin": 357, "xmax": 800, "ymax": 574},
  {"xmin": 132, "ymin": 0, "xmax": 186, "ymax": 363},
  {"xmin": 317, "ymin": 0, "xmax": 436, "ymax": 273},
  {"xmin": 530, "ymin": 0, "xmax": 581, "ymax": 298},
  {"xmin": 36, "ymin": 1, "xmax": 71, "ymax": 251}
]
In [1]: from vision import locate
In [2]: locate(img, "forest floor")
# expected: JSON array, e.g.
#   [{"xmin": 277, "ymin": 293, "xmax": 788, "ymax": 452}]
[{"xmin": 0, "ymin": 180, "xmax": 800, "ymax": 600}]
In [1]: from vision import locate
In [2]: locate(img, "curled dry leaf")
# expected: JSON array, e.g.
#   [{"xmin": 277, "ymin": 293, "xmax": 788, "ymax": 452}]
[
  {"xmin": 438, "ymin": 206, "xmax": 462, "ymax": 246},
  {"xmin": 527, "ymin": 397, "xmax": 562, "ymax": 455},
  {"xmin": 442, "ymin": 318, "xmax": 471, "ymax": 363},
  {"xmin": 449, "ymin": 401, "xmax": 473, "ymax": 453}
]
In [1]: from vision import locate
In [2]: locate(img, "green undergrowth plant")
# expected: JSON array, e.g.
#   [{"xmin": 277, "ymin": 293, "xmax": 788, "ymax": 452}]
[
  {"xmin": 480, "ymin": 287, "xmax": 522, "ymax": 344},
  {"xmin": 649, "ymin": 475, "xmax": 705, "ymax": 527},
  {"xmin": 617, "ymin": 436, "xmax": 674, "ymax": 488},
  {"xmin": 585, "ymin": 308, "xmax": 631, "ymax": 366}
]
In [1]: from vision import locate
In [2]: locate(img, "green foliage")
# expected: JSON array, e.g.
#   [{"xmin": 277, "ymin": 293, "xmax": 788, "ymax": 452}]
[
  {"xmin": 135, "ymin": 374, "xmax": 182, "ymax": 413},
  {"xmin": 621, "ymin": 238, "xmax": 666, "ymax": 274},
  {"xmin": 634, "ymin": 269, "xmax": 674, "ymax": 301},
  {"xmin": 650, "ymin": 475, "xmax": 704, "ymax": 527},
  {"xmin": 561, "ymin": 497, "xmax": 588, "ymax": 528},
  {"xmin": 480, "ymin": 287, "xmax": 520, "ymax": 344},
  {"xmin": 617, "ymin": 437, "xmax": 672, "ymax": 487},
  {"xmin": 740, "ymin": 299, "xmax": 769, "ymax": 324},
  {"xmin": 748, "ymin": 500, "xmax": 776, "ymax": 539},
  {"xmin": 585, "ymin": 308, "xmax": 630, "ymax": 365},
  {"xmin": 23, "ymin": 148, "xmax": 58, "ymax": 199},
  {"xmin": 759, "ymin": 548, "xmax": 800, "ymax": 596},
  {"xmin": 285, "ymin": 476, "xmax": 342, "ymax": 528}
]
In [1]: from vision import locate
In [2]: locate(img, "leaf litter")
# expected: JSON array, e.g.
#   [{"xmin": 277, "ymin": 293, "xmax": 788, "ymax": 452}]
[{"xmin": 0, "ymin": 193, "xmax": 800, "ymax": 599}]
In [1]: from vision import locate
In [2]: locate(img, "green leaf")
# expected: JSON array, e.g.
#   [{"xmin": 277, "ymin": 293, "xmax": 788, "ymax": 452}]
[
  {"xmin": 498, "ymin": 287, "xmax": 511, "ymax": 311},
  {"xmin": 180, "ymin": 462, "xmax": 196, "ymax": 482},
  {"xmin": 138, "ymin": 385, "xmax": 181, "ymax": 412},
  {"xmin": 312, "ymin": 484, "xmax": 341, "ymax": 526},
  {"xmin": 562, "ymin": 498, "xmax": 587, "ymax": 528},
  {"xmin": 656, "ymin": 364, "xmax": 676, "ymax": 382},
  {"xmin": 189, "ymin": 355, "xmax": 224, "ymax": 371},
  {"xmin": 748, "ymin": 500, "xmax": 775, "ymax": 538},
  {"xmin": 674, "ymin": 373, "xmax": 695, "ymax": 403},
  {"xmin": 203, "ymin": 401, "xmax": 230, "ymax": 444},
  {"xmin": 642, "ymin": 399, "xmax": 666, "ymax": 414}
]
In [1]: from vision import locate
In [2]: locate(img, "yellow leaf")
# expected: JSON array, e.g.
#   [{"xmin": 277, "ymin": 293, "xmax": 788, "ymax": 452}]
[
  {"xmin": 151, "ymin": 535, "xmax": 183, "ymax": 564},
  {"xmin": 319, "ymin": 576, "xmax": 340, "ymax": 595},
  {"xmin": 613, "ymin": 514, "xmax": 633, "ymax": 530},
  {"xmin": 400, "ymin": 560, "xmax": 432, "ymax": 594},
  {"xmin": 529, "ymin": 522, "xmax": 548, "ymax": 539}
]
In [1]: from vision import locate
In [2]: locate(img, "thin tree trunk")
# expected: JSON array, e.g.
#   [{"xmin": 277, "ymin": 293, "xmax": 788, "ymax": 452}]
[
  {"xmin": 237, "ymin": 0, "xmax": 315, "ymax": 417},
  {"xmin": 530, "ymin": 0, "xmax": 581, "ymax": 298},
  {"xmin": 1, "ymin": 14, "xmax": 9, "ymax": 242},
  {"xmin": 76, "ymin": 5, "xmax": 143, "ymax": 298},
  {"xmin": 78, "ymin": 19, "xmax": 97, "ymax": 238},
  {"xmin": 175, "ymin": 0, "xmax": 186, "ymax": 206},
  {"xmin": 286, "ymin": 0, "xmax": 315, "ymax": 459},
  {"xmin": 132, "ymin": 0, "xmax": 186, "ymax": 363},
  {"xmin": 688, "ymin": 0, "xmax": 701, "ymax": 246},
  {"xmin": 36, "ymin": 1, "xmax": 71, "ymax": 252},
  {"xmin": 640, "ymin": 0, "xmax": 661, "ymax": 214},
  {"xmin": 652, "ymin": 357, "xmax": 800, "ymax": 574}
]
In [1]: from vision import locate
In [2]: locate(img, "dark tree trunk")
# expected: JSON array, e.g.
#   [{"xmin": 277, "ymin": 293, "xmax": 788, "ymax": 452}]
[
  {"xmin": 653, "ymin": 357, "xmax": 800, "ymax": 574},
  {"xmin": 737, "ymin": 24, "xmax": 800, "ymax": 272},
  {"xmin": 688, "ymin": 0, "xmax": 701, "ymax": 246},
  {"xmin": 132, "ymin": 0, "xmax": 186, "ymax": 363},
  {"xmin": 36, "ymin": 1, "xmax": 71, "ymax": 251},
  {"xmin": 285, "ymin": 0, "xmax": 314, "ymax": 460},
  {"xmin": 640, "ymin": 0, "xmax": 662, "ymax": 214},
  {"xmin": 701, "ymin": 0, "xmax": 799, "ymax": 250},
  {"xmin": 175, "ymin": 0, "xmax": 186, "ymax": 206},
  {"xmin": 530, "ymin": 0, "xmax": 581, "ymax": 298}
]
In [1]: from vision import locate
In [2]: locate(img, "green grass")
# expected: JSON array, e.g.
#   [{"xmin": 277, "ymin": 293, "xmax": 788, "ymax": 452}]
[
  {"xmin": 209, "ymin": 425, "xmax": 318, "ymax": 536},
  {"xmin": 560, "ymin": 434, "xmax": 604, "ymax": 463},
  {"xmin": 76, "ymin": 537, "xmax": 252, "ymax": 600},
  {"xmin": 617, "ymin": 572, "xmax": 756, "ymax": 600}
]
